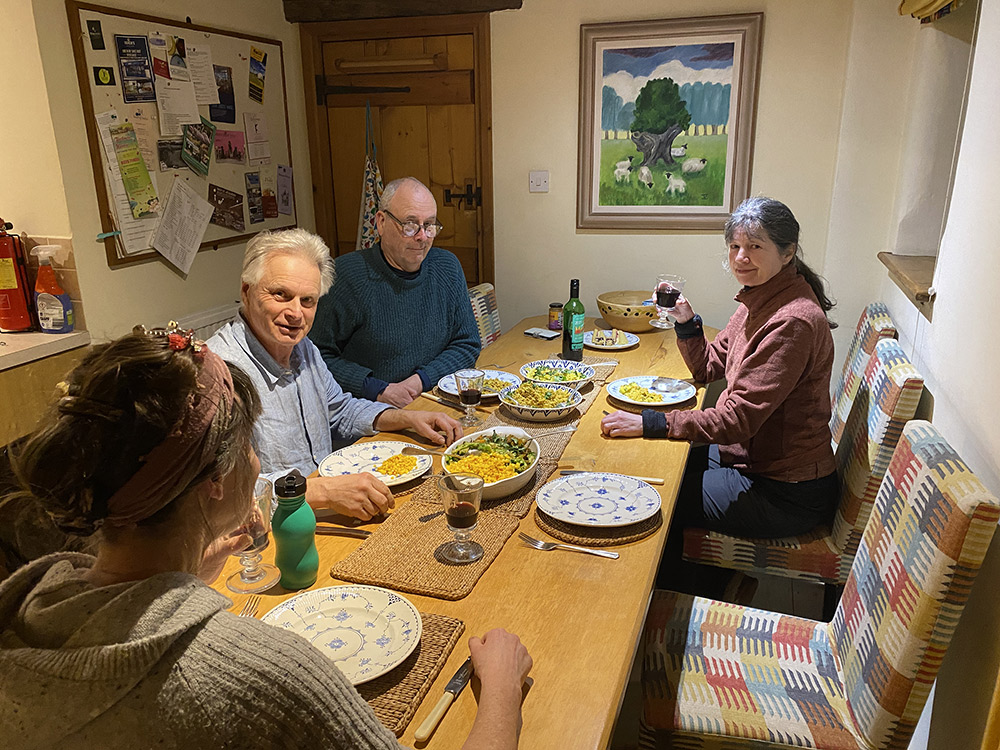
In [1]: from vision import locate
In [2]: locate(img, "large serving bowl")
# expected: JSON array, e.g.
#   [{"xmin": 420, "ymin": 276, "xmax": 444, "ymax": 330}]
[
  {"xmin": 519, "ymin": 359, "xmax": 595, "ymax": 390},
  {"xmin": 442, "ymin": 426, "xmax": 539, "ymax": 500},
  {"xmin": 596, "ymin": 290, "xmax": 657, "ymax": 333},
  {"xmin": 498, "ymin": 382, "xmax": 583, "ymax": 422}
]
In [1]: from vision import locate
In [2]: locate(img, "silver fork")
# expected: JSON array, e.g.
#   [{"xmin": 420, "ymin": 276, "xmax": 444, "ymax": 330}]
[
  {"xmin": 517, "ymin": 532, "xmax": 619, "ymax": 559},
  {"xmin": 237, "ymin": 595, "xmax": 260, "ymax": 618}
]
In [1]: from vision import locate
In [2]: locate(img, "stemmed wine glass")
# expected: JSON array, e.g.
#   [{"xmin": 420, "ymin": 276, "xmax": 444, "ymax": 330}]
[
  {"xmin": 226, "ymin": 477, "xmax": 281, "ymax": 593},
  {"xmin": 650, "ymin": 274, "xmax": 687, "ymax": 329},
  {"xmin": 438, "ymin": 473, "xmax": 484, "ymax": 564},
  {"xmin": 454, "ymin": 368, "xmax": 485, "ymax": 429}
]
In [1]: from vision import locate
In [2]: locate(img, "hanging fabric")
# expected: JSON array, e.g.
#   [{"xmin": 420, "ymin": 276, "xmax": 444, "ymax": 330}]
[{"xmin": 356, "ymin": 101, "xmax": 383, "ymax": 251}]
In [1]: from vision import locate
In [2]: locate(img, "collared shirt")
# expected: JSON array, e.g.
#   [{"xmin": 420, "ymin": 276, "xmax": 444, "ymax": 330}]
[{"xmin": 207, "ymin": 316, "xmax": 391, "ymax": 481}]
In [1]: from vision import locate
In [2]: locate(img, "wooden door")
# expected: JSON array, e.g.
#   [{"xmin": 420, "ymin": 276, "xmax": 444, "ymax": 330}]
[{"xmin": 301, "ymin": 15, "xmax": 494, "ymax": 285}]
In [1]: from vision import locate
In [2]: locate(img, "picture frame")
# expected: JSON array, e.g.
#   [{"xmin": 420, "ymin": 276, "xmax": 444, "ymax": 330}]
[{"xmin": 577, "ymin": 13, "xmax": 763, "ymax": 230}]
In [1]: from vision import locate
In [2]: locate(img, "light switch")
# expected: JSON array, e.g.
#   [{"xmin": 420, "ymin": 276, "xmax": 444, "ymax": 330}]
[{"xmin": 528, "ymin": 170, "xmax": 549, "ymax": 193}]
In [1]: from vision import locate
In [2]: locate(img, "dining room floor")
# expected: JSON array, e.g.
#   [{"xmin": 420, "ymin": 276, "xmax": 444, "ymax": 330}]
[{"xmin": 608, "ymin": 574, "xmax": 826, "ymax": 749}]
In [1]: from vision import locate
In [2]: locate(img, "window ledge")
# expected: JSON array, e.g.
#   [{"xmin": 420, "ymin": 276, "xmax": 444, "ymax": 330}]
[{"xmin": 877, "ymin": 252, "xmax": 935, "ymax": 321}]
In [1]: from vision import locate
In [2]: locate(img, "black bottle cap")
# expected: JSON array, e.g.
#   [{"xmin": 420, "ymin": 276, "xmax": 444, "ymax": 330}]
[{"xmin": 275, "ymin": 469, "xmax": 307, "ymax": 498}]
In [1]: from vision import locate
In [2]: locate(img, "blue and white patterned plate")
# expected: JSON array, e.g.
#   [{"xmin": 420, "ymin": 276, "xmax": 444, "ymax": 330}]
[
  {"xmin": 437, "ymin": 369, "xmax": 521, "ymax": 399},
  {"xmin": 520, "ymin": 359, "xmax": 596, "ymax": 388},
  {"xmin": 583, "ymin": 330, "xmax": 640, "ymax": 350},
  {"xmin": 606, "ymin": 376, "xmax": 696, "ymax": 407},
  {"xmin": 318, "ymin": 441, "xmax": 432, "ymax": 487},
  {"xmin": 261, "ymin": 585, "xmax": 422, "ymax": 685},
  {"xmin": 535, "ymin": 472, "xmax": 661, "ymax": 527}
]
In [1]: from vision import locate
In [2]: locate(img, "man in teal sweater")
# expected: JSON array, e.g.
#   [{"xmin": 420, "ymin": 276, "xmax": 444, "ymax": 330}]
[{"xmin": 310, "ymin": 177, "xmax": 481, "ymax": 407}]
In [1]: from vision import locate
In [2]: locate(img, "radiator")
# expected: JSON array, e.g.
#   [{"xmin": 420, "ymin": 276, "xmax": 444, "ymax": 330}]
[{"xmin": 176, "ymin": 302, "xmax": 240, "ymax": 340}]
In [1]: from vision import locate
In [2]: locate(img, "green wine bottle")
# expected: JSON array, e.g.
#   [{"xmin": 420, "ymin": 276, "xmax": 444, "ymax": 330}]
[{"xmin": 562, "ymin": 279, "xmax": 585, "ymax": 361}]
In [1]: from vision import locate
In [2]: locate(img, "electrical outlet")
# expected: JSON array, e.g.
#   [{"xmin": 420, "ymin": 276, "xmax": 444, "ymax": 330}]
[{"xmin": 528, "ymin": 170, "xmax": 549, "ymax": 193}]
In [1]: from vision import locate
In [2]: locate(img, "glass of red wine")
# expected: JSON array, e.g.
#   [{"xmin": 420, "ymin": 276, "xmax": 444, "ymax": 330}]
[
  {"xmin": 226, "ymin": 477, "xmax": 281, "ymax": 593},
  {"xmin": 454, "ymin": 368, "xmax": 485, "ymax": 428},
  {"xmin": 650, "ymin": 274, "xmax": 687, "ymax": 329},
  {"xmin": 438, "ymin": 473, "xmax": 485, "ymax": 563}
]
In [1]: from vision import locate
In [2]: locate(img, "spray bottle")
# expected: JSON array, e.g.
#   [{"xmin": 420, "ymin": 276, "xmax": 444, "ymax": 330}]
[{"xmin": 31, "ymin": 245, "xmax": 74, "ymax": 334}]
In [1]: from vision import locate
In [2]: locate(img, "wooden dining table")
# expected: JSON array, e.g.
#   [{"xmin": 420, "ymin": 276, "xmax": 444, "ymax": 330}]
[{"xmin": 215, "ymin": 314, "xmax": 714, "ymax": 749}]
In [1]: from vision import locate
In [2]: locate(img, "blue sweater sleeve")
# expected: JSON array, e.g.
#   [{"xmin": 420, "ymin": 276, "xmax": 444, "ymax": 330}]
[
  {"xmin": 415, "ymin": 256, "xmax": 482, "ymax": 384},
  {"xmin": 309, "ymin": 274, "xmax": 373, "ymax": 397}
]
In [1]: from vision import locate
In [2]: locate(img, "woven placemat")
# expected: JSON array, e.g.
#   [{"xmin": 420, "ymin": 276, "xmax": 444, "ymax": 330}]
[
  {"xmin": 533, "ymin": 507, "xmax": 663, "ymax": 546},
  {"xmin": 360, "ymin": 612, "xmax": 465, "ymax": 737},
  {"xmin": 410, "ymin": 458, "xmax": 558, "ymax": 518},
  {"xmin": 331, "ymin": 500, "xmax": 520, "ymax": 600}
]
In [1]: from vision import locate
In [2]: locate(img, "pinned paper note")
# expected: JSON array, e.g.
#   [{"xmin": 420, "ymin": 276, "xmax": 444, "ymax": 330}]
[
  {"xmin": 152, "ymin": 176, "xmax": 214, "ymax": 274},
  {"xmin": 115, "ymin": 35, "xmax": 155, "ymax": 103},
  {"xmin": 249, "ymin": 45, "xmax": 267, "ymax": 103}
]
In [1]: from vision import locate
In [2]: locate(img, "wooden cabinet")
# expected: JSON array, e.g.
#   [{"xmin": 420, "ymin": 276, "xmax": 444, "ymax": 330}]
[{"xmin": 0, "ymin": 346, "xmax": 88, "ymax": 446}]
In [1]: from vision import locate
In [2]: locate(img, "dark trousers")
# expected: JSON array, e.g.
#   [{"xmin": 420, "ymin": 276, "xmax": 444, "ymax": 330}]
[{"xmin": 658, "ymin": 444, "xmax": 840, "ymax": 593}]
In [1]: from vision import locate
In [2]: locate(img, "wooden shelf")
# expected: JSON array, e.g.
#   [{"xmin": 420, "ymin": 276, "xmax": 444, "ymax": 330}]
[{"xmin": 877, "ymin": 252, "xmax": 935, "ymax": 321}]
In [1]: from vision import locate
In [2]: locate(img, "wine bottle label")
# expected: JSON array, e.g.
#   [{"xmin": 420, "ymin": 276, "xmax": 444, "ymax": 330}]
[{"xmin": 569, "ymin": 313, "xmax": 584, "ymax": 346}]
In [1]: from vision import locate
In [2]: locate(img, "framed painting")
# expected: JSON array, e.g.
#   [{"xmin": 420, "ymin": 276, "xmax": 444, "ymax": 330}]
[{"xmin": 577, "ymin": 13, "xmax": 763, "ymax": 230}]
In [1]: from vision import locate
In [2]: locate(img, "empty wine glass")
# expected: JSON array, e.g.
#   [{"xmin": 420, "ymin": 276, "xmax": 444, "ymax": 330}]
[
  {"xmin": 226, "ymin": 477, "xmax": 281, "ymax": 594},
  {"xmin": 438, "ymin": 473, "xmax": 484, "ymax": 563},
  {"xmin": 650, "ymin": 274, "xmax": 687, "ymax": 329},
  {"xmin": 454, "ymin": 368, "xmax": 485, "ymax": 429}
]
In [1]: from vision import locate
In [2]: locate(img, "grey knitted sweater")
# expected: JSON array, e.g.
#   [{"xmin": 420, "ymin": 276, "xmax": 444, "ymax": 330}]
[{"xmin": 0, "ymin": 553, "xmax": 403, "ymax": 749}]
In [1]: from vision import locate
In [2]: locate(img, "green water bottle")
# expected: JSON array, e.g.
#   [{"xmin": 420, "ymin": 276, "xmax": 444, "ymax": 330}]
[
  {"xmin": 271, "ymin": 470, "xmax": 319, "ymax": 590},
  {"xmin": 562, "ymin": 279, "xmax": 585, "ymax": 361}
]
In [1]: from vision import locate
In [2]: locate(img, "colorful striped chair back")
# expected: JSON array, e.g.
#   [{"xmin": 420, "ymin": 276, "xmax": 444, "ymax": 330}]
[
  {"xmin": 829, "ymin": 338, "xmax": 923, "ymax": 564},
  {"xmin": 641, "ymin": 421, "xmax": 998, "ymax": 750},
  {"xmin": 681, "ymin": 338, "xmax": 923, "ymax": 586},
  {"xmin": 468, "ymin": 283, "xmax": 502, "ymax": 347},
  {"xmin": 830, "ymin": 303, "xmax": 896, "ymax": 452},
  {"xmin": 831, "ymin": 420, "xmax": 999, "ymax": 748}
]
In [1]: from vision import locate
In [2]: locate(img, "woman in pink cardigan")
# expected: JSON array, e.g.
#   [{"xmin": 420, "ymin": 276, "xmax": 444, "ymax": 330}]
[{"xmin": 602, "ymin": 197, "xmax": 839, "ymax": 558}]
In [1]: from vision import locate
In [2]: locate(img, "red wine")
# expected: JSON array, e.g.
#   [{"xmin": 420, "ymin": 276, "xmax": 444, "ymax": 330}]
[
  {"xmin": 446, "ymin": 501, "xmax": 478, "ymax": 529},
  {"xmin": 460, "ymin": 389, "xmax": 481, "ymax": 405},
  {"xmin": 656, "ymin": 287, "xmax": 680, "ymax": 307}
]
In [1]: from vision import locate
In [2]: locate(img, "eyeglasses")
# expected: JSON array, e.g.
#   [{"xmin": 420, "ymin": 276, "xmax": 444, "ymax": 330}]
[{"xmin": 382, "ymin": 209, "xmax": 443, "ymax": 239}]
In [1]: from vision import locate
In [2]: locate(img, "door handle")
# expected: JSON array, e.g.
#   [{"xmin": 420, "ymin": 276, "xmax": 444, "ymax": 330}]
[{"xmin": 443, "ymin": 183, "xmax": 481, "ymax": 209}]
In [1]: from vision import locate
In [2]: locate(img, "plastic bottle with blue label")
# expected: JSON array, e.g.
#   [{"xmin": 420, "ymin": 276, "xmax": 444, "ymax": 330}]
[{"xmin": 31, "ymin": 245, "xmax": 74, "ymax": 334}]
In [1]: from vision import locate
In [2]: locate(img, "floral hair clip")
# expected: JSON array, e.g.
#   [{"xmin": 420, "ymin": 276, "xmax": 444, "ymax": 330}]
[{"xmin": 133, "ymin": 321, "xmax": 207, "ymax": 359}]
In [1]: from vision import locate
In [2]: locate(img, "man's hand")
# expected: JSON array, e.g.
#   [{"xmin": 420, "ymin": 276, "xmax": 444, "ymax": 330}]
[
  {"xmin": 199, "ymin": 528, "xmax": 252, "ymax": 584},
  {"xmin": 306, "ymin": 474, "xmax": 395, "ymax": 520},
  {"xmin": 601, "ymin": 410, "xmax": 643, "ymax": 438},
  {"xmin": 378, "ymin": 374, "xmax": 424, "ymax": 408},
  {"xmin": 374, "ymin": 409, "xmax": 463, "ymax": 446},
  {"xmin": 468, "ymin": 628, "xmax": 533, "ymax": 690}
]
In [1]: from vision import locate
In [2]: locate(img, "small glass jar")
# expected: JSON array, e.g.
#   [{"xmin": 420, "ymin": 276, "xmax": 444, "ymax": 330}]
[{"xmin": 548, "ymin": 302, "xmax": 563, "ymax": 330}]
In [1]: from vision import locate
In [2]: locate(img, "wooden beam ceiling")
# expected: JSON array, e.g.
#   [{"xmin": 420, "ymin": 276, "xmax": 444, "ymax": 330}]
[{"xmin": 283, "ymin": 0, "xmax": 522, "ymax": 23}]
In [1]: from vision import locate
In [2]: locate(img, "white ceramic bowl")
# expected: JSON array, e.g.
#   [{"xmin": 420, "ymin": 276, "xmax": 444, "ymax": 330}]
[
  {"xmin": 498, "ymin": 382, "xmax": 582, "ymax": 422},
  {"xmin": 442, "ymin": 426, "xmax": 539, "ymax": 500},
  {"xmin": 519, "ymin": 359, "xmax": 596, "ymax": 390}
]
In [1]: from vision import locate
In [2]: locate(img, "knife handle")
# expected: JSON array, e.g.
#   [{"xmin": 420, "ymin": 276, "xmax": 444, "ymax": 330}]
[{"xmin": 415, "ymin": 692, "xmax": 454, "ymax": 742}]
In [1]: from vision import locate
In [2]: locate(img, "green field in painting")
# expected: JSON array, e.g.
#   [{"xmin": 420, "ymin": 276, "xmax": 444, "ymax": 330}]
[{"xmin": 598, "ymin": 134, "xmax": 727, "ymax": 207}]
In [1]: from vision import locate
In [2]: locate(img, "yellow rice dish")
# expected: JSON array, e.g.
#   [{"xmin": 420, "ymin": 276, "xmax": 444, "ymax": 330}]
[
  {"xmin": 619, "ymin": 382, "xmax": 661, "ymax": 403},
  {"xmin": 375, "ymin": 454, "xmax": 418, "ymax": 477},
  {"xmin": 445, "ymin": 453, "xmax": 521, "ymax": 483},
  {"xmin": 504, "ymin": 382, "xmax": 574, "ymax": 408},
  {"xmin": 483, "ymin": 377, "xmax": 511, "ymax": 393}
]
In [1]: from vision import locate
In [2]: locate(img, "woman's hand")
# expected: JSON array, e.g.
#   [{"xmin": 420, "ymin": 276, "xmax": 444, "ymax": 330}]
[
  {"xmin": 601, "ymin": 410, "xmax": 643, "ymax": 438},
  {"xmin": 669, "ymin": 294, "xmax": 695, "ymax": 324},
  {"xmin": 199, "ymin": 528, "xmax": 252, "ymax": 584}
]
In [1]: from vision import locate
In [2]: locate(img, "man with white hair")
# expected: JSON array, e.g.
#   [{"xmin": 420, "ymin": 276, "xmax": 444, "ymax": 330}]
[
  {"xmin": 208, "ymin": 228, "xmax": 461, "ymax": 520},
  {"xmin": 309, "ymin": 177, "xmax": 481, "ymax": 407}
]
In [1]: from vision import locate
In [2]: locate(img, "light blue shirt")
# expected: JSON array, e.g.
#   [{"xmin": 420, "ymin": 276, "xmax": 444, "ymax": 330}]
[{"xmin": 207, "ymin": 316, "xmax": 392, "ymax": 482}]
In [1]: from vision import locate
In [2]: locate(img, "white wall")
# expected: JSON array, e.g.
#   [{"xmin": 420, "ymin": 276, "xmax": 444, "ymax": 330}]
[
  {"xmin": 3, "ymin": 0, "xmax": 314, "ymax": 340},
  {"xmin": 881, "ymin": 2, "xmax": 1000, "ymax": 747},
  {"xmin": 0, "ymin": 0, "xmax": 72, "ymax": 234},
  {"xmin": 490, "ymin": 1, "xmax": 852, "ymax": 334}
]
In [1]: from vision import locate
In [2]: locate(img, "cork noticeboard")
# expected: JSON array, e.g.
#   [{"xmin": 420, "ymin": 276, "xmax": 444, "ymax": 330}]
[{"xmin": 67, "ymin": 1, "xmax": 296, "ymax": 269}]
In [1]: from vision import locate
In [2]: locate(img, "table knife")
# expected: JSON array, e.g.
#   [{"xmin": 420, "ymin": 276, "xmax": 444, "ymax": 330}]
[
  {"xmin": 414, "ymin": 656, "xmax": 473, "ymax": 742},
  {"xmin": 314, "ymin": 526, "xmax": 371, "ymax": 539},
  {"xmin": 559, "ymin": 469, "xmax": 664, "ymax": 485}
]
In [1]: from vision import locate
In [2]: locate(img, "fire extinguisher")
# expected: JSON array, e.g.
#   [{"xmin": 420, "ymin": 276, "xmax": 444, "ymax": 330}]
[{"xmin": 0, "ymin": 218, "xmax": 36, "ymax": 332}]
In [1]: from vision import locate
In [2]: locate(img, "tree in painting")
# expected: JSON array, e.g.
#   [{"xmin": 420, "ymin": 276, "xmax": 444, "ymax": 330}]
[{"xmin": 629, "ymin": 78, "xmax": 691, "ymax": 168}]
